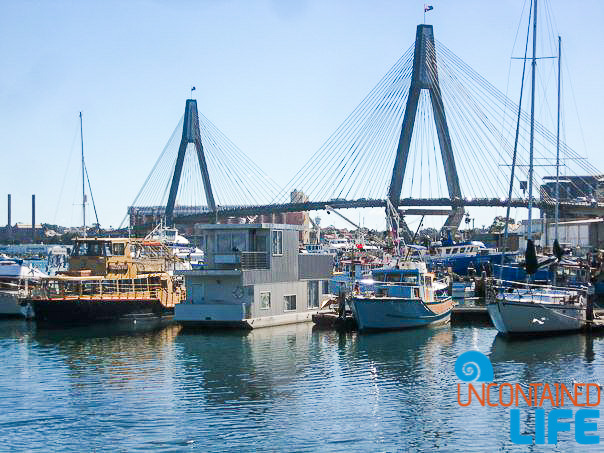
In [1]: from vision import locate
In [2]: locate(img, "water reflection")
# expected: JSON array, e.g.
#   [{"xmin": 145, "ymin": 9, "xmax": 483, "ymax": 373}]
[
  {"xmin": 174, "ymin": 323, "xmax": 316, "ymax": 405},
  {"xmin": 0, "ymin": 318, "xmax": 601, "ymax": 452}
]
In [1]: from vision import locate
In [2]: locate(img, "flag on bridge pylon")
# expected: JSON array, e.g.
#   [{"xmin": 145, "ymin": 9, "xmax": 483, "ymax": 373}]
[{"xmin": 424, "ymin": 4, "xmax": 434, "ymax": 12}]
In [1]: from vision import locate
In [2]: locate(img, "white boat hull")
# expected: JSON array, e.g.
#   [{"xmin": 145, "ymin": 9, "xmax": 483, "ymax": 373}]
[
  {"xmin": 487, "ymin": 300, "xmax": 585, "ymax": 335},
  {"xmin": 0, "ymin": 291, "xmax": 32, "ymax": 318}
]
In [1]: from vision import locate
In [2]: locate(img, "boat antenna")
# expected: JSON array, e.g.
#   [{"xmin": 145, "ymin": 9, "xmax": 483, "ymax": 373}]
[{"xmin": 80, "ymin": 111, "xmax": 86, "ymax": 237}]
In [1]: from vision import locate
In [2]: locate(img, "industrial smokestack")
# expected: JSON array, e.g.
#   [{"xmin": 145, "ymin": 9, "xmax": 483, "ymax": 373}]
[
  {"xmin": 7, "ymin": 194, "xmax": 10, "ymax": 227},
  {"xmin": 32, "ymin": 194, "xmax": 36, "ymax": 242}
]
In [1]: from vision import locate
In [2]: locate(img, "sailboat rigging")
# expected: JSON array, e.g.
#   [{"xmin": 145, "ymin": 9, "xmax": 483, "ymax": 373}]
[
  {"xmin": 486, "ymin": 0, "xmax": 591, "ymax": 335},
  {"xmin": 78, "ymin": 112, "xmax": 100, "ymax": 234}
]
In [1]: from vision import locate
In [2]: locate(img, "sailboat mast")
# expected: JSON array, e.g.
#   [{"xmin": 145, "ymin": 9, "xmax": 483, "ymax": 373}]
[
  {"xmin": 527, "ymin": 0, "xmax": 538, "ymax": 243},
  {"xmin": 80, "ymin": 111, "xmax": 86, "ymax": 238},
  {"xmin": 555, "ymin": 35, "xmax": 561, "ymax": 243}
]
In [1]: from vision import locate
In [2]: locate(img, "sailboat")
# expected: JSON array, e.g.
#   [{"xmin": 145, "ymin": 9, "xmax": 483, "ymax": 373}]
[{"xmin": 486, "ymin": 0, "xmax": 590, "ymax": 335}]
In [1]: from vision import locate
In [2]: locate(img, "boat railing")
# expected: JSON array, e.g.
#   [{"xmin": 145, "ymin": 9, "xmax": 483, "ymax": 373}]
[
  {"xmin": 29, "ymin": 277, "xmax": 164, "ymax": 301},
  {"xmin": 240, "ymin": 252, "xmax": 270, "ymax": 270},
  {"xmin": 487, "ymin": 278, "xmax": 589, "ymax": 305}
]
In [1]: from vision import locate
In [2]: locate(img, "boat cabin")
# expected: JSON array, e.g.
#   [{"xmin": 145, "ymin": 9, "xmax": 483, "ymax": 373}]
[{"xmin": 66, "ymin": 237, "xmax": 170, "ymax": 278}]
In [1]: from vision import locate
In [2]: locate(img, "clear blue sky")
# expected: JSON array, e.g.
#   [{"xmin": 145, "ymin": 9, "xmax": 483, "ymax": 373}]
[{"xmin": 1, "ymin": 0, "xmax": 603, "ymax": 231}]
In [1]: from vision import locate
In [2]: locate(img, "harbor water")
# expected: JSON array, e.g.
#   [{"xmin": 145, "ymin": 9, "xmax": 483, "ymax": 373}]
[{"xmin": 1, "ymin": 320, "xmax": 602, "ymax": 451}]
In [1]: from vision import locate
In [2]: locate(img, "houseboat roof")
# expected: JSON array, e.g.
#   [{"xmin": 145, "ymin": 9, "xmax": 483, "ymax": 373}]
[
  {"xmin": 194, "ymin": 223, "xmax": 302, "ymax": 231},
  {"xmin": 74, "ymin": 237, "xmax": 130, "ymax": 243}
]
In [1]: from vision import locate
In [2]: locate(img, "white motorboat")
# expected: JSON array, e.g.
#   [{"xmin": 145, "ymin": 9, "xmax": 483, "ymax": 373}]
[{"xmin": 0, "ymin": 255, "xmax": 46, "ymax": 318}]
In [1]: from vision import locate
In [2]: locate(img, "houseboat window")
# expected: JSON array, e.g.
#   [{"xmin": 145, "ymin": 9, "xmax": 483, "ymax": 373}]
[
  {"xmin": 284, "ymin": 294, "xmax": 296, "ymax": 311},
  {"xmin": 322, "ymin": 280, "xmax": 329, "ymax": 294},
  {"xmin": 308, "ymin": 281, "xmax": 319, "ymax": 308},
  {"xmin": 216, "ymin": 233, "xmax": 232, "ymax": 253},
  {"xmin": 272, "ymin": 230, "xmax": 283, "ymax": 256},
  {"xmin": 232, "ymin": 232, "xmax": 247, "ymax": 252},
  {"xmin": 112, "ymin": 243, "xmax": 125, "ymax": 256},
  {"xmin": 259, "ymin": 291, "xmax": 271, "ymax": 310}
]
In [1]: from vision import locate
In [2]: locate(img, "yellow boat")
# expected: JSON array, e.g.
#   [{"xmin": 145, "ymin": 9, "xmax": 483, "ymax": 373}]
[{"xmin": 25, "ymin": 237, "xmax": 186, "ymax": 324}]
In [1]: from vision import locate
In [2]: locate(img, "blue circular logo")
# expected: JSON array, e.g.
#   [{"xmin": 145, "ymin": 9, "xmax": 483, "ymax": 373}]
[{"xmin": 455, "ymin": 350, "xmax": 494, "ymax": 382}]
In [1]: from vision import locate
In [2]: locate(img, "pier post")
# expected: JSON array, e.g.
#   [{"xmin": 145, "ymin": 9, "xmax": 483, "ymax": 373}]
[{"xmin": 388, "ymin": 24, "xmax": 464, "ymax": 228}]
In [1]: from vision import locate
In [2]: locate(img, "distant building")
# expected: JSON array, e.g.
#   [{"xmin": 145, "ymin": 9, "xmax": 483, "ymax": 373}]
[
  {"xmin": 0, "ymin": 223, "xmax": 44, "ymax": 243},
  {"xmin": 540, "ymin": 174, "xmax": 604, "ymax": 202},
  {"xmin": 127, "ymin": 189, "xmax": 312, "ymax": 242}
]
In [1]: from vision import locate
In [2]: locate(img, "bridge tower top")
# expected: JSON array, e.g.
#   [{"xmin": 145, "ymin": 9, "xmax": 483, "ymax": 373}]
[
  {"xmin": 388, "ymin": 24, "xmax": 464, "ymax": 228},
  {"xmin": 165, "ymin": 99, "xmax": 216, "ymax": 226}
]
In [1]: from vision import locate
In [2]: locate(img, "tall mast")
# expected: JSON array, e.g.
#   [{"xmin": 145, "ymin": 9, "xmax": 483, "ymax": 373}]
[
  {"xmin": 80, "ymin": 111, "xmax": 86, "ymax": 237},
  {"xmin": 527, "ymin": 0, "xmax": 538, "ymax": 243},
  {"xmin": 555, "ymin": 35, "xmax": 561, "ymax": 243}
]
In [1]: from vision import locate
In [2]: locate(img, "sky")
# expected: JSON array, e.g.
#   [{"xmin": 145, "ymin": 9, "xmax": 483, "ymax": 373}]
[{"xmin": 1, "ymin": 0, "xmax": 603, "ymax": 232}]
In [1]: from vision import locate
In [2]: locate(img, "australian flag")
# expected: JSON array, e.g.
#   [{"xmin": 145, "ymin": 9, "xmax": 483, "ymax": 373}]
[{"xmin": 424, "ymin": 4, "xmax": 434, "ymax": 12}]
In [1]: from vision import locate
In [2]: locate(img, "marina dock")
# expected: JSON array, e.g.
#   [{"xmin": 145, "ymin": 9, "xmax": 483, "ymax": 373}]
[{"xmin": 313, "ymin": 307, "xmax": 604, "ymax": 332}]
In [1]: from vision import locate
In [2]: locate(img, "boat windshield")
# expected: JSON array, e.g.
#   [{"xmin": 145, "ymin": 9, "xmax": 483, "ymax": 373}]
[{"xmin": 72, "ymin": 241, "xmax": 109, "ymax": 257}]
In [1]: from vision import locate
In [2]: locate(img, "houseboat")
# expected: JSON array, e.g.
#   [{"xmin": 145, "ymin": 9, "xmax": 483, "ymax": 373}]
[
  {"xmin": 24, "ymin": 237, "xmax": 186, "ymax": 324},
  {"xmin": 174, "ymin": 223, "xmax": 334, "ymax": 328}
]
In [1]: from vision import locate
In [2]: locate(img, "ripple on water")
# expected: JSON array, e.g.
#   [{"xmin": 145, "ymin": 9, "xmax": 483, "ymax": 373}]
[{"xmin": 0, "ymin": 321, "xmax": 601, "ymax": 451}]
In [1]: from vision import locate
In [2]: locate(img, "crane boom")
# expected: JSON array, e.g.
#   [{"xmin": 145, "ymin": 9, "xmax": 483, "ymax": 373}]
[{"xmin": 325, "ymin": 205, "xmax": 360, "ymax": 230}]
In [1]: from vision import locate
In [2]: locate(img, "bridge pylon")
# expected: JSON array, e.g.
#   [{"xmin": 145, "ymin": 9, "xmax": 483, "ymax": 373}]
[
  {"xmin": 388, "ymin": 24, "xmax": 464, "ymax": 229},
  {"xmin": 165, "ymin": 99, "xmax": 216, "ymax": 226}
]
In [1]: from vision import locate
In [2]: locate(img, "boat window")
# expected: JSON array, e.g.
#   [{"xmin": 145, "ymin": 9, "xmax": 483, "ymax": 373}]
[
  {"xmin": 72, "ymin": 242, "xmax": 87, "ymax": 256},
  {"xmin": 459, "ymin": 247, "xmax": 465, "ymax": 253},
  {"xmin": 445, "ymin": 248, "xmax": 451, "ymax": 254},
  {"xmin": 425, "ymin": 276, "xmax": 432, "ymax": 287},
  {"xmin": 260, "ymin": 291, "xmax": 271, "ymax": 309},
  {"xmin": 452, "ymin": 247, "xmax": 459, "ymax": 254},
  {"xmin": 216, "ymin": 233, "xmax": 232, "ymax": 253},
  {"xmin": 402, "ymin": 275, "xmax": 418, "ymax": 284},
  {"xmin": 322, "ymin": 280, "xmax": 329, "ymax": 293},
  {"xmin": 284, "ymin": 294, "xmax": 296, "ymax": 311},
  {"xmin": 308, "ymin": 281, "xmax": 319, "ymax": 308},
  {"xmin": 232, "ymin": 232, "xmax": 247, "ymax": 252},
  {"xmin": 112, "ymin": 243, "xmax": 125, "ymax": 256},
  {"xmin": 72, "ymin": 242, "xmax": 105, "ymax": 257},
  {"xmin": 272, "ymin": 230, "xmax": 283, "ymax": 256},
  {"xmin": 386, "ymin": 273, "xmax": 401, "ymax": 283},
  {"xmin": 104, "ymin": 243, "xmax": 113, "ymax": 257},
  {"xmin": 373, "ymin": 273, "xmax": 385, "ymax": 282}
]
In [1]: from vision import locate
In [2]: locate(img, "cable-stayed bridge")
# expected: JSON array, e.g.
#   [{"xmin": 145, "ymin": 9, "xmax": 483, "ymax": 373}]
[{"xmin": 127, "ymin": 24, "xmax": 603, "ymax": 230}]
